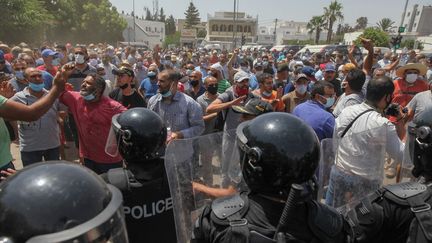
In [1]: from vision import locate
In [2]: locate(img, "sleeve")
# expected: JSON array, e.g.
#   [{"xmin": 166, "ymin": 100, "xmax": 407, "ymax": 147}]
[
  {"xmin": 406, "ymin": 94, "xmax": 417, "ymax": 111},
  {"xmin": 180, "ymin": 100, "xmax": 205, "ymax": 139},
  {"xmin": 59, "ymin": 91, "xmax": 77, "ymax": 110},
  {"xmin": 323, "ymin": 115, "xmax": 336, "ymax": 139},
  {"xmin": 217, "ymin": 91, "xmax": 231, "ymax": 103},
  {"xmin": 0, "ymin": 95, "xmax": 8, "ymax": 108}
]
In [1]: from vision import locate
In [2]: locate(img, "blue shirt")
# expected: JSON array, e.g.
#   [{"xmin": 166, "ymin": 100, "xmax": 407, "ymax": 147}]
[
  {"xmin": 147, "ymin": 92, "xmax": 204, "ymax": 138},
  {"xmin": 139, "ymin": 78, "xmax": 159, "ymax": 99},
  {"xmin": 293, "ymin": 100, "xmax": 335, "ymax": 141},
  {"xmin": 249, "ymin": 74, "xmax": 258, "ymax": 90}
]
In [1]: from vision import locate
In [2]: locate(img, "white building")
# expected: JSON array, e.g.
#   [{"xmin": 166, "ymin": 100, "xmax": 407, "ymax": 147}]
[
  {"xmin": 402, "ymin": 5, "xmax": 432, "ymax": 36},
  {"xmin": 121, "ymin": 14, "xmax": 165, "ymax": 48},
  {"xmin": 259, "ymin": 20, "xmax": 327, "ymax": 45}
]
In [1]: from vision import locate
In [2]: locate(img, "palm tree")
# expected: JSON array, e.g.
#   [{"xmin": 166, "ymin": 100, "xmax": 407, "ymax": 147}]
[
  {"xmin": 376, "ymin": 18, "xmax": 396, "ymax": 32},
  {"xmin": 307, "ymin": 16, "xmax": 327, "ymax": 44},
  {"xmin": 323, "ymin": 0, "xmax": 344, "ymax": 43}
]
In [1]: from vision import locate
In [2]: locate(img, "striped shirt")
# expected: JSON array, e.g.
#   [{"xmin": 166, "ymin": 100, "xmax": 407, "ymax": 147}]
[
  {"xmin": 67, "ymin": 63, "xmax": 97, "ymax": 91},
  {"xmin": 147, "ymin": 92, "xmax": 204, "ymax": 138},
  {"xmin": 217, "ymin": 79, "xmax": 231, "ymax": 94}
]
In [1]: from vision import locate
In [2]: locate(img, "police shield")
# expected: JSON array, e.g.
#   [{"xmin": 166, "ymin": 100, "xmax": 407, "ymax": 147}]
[
  {"xmin": 317, "ymin": 138, "xmax": 336, "ymax": 201},
  {"xmin": 165, "ymin": 130, "xmax": 241, "ymax": 243},
  {"xmin": 325, "ymin": 126, "xmax": 388, "ymax": 209},
  {"xmin": 398, "ymin": 122, "xmax": 417, "ymax": 182}
]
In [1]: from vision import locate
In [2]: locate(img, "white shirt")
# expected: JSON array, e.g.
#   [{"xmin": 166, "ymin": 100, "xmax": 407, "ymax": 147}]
[{"xmin": 334, "ymin": 102, "xmax": 404, "ymax": 179}]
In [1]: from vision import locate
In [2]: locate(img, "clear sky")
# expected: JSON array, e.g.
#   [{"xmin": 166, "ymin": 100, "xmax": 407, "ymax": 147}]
[{"xmin": 109, "ymin": 0, "xmax": 431, "ymax": 27}]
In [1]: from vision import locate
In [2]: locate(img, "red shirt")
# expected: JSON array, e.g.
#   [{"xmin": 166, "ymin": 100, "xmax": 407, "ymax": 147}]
[
  {"xmin": 390, "ymin": 78, "xmax": 428, "ymax": 122},
  {"xmin": 37, "ymin": 65, "xmax": 58, "ymax": 77},
  {"xmin": 60, "ymin": 91, "xmax": 126, "ymax": 163}
]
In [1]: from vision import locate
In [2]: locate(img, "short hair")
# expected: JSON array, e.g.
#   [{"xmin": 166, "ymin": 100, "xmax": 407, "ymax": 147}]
[
  {"xmin": 161, "ymin": 69, "xmax": 182, "ymax": 82},
  {"xmin": 87, "ymin": 73, "xmax": 106, "ymax": 94},
  {"xmin": 366, "ymin": 76, "xmax": 395, "ymax": 103},
  {"xmin": 204, "ymin": 75, "xmax": 217, "ymax": 85},
  {"xmin": 257, "ymin": 72, "xmax": 273, "ymax": 83},
  {"xmin": 277, "ymin": 63, "xmax": 289, "ymax": 73},
  {"xmin": 346, "ymin": 68, "xmax": 366, "ymax": 92},
  {"xmin": 311, "ymin": 81, "xmax": 334, "ymax": 98}
]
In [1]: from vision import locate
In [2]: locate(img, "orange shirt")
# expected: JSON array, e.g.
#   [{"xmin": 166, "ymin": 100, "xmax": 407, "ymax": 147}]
[
  {"xmin": 254, "ymin": 90, "xmax": 285, "ymax": 111},
  {"xmin": 392, "ymin": 78, "xmax": 428, "ymax": 108}
]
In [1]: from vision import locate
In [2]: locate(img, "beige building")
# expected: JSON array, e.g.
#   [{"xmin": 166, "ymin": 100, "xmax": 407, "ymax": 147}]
[
  {"xmin": 206, "ymin": 11, "xmax": 258, "ymax": 49},
  {"xmin": 402, "ymin": 4, "xmax": 432, "ymax": 36}
]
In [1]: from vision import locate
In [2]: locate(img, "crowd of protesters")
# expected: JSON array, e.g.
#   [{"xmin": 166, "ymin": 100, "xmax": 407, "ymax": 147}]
[{"xmin": 0, "ymin": 40, "xmax": 431, "ymax": 191}]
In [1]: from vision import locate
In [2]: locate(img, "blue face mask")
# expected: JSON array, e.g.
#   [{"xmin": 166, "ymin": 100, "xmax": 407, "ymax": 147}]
[
  {"xmin": 324, "ymin": 97, "xmax": 335, "ymax": 108},
  {"xmin": 81, "ymin": 92, "xmax": 96, "ymax": 101},
  {"xmin": 147, "ymin": 71, "xmax": 157, "ymax": 78},
  {"xmin": 52, "ymin": 58, "xmax": 60, "ymax": 66},
  {"xmin": 15, "ymin": 71, "xmax": 24, "ymax": 80},
  {"xmin": 161, "ymin": 90, "xmax": 172, "ymax": 98},
  {"xmin": 29, "ymin": 82, "xmax": 45, "ymax": 92}
]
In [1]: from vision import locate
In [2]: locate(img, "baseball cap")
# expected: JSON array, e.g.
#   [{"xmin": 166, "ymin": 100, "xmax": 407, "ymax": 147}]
[
  {"xmin": 41, "ymin": 49, "xmax": 60, "ymax": 58},
  {"xmin": 232, "ymin": 98, "xmax": 273, "ymax": 116},
  {"xmin": 301, "ymin": 66, "xmax": 315, "ymax": 77},
  {"xmin": 254, "ymin": 62, "xmax": 263, "ymax": 68},
  {"xmin": 234, "ymin": 70, "xmax": 250, "ymax": 83},
  {"xmin": 294, "ymin": 73, "xmax": 310, "ymax": 82},
  {"xmin": 324, "ymin": 63, "xmax": 336, "ymax": 72},
  {"xmin": 112, "ymin": 66, "xmax": 134, "ymax": 77}
]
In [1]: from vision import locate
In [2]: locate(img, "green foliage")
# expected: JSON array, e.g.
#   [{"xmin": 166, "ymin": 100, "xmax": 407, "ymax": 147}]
[
  {"xmin": 355, "ymin": 17, "xmax": 368, "ymax": 30},
  {"xmin": 354, "ymin": 27, "xmax": 390, "ymax": 47},
  {"xmin": 159, "ymin": 8, "xmax": 166, "ymax": 22},
  {"xmin": 307, "ymin": 16, "xmax": 327, "ymax": 44},
  {"xmin": 163, "ymin": 31, "xmax": 180, "ymax": 48},
  {"xmin": 165, "ymin": 15, "xmax": 176, "ymax": 36},
  {"xmin": 184, "ymin": 2, "xmax": 200, "ymax": 28},
  {"xmin": 0, "ymin": 0, "xmax": 127, "ymax": 44},
  {"xmin": 376, "ymin": 18, "xmax": 395, "ymax": 32},
  {"xmin": 401, "ymin": 39, "xmax": 424, "ymax": 50},
  {"xmin": 0, "ymin": 0, "xmax": 51, "ymax": 43},
  {"xmin": 197, "ymin": 29, "xmax": 207, "ymax": 38},
  {"xmin": 323, "ymin": 0, "xmax": 344, "ymax": 43}
]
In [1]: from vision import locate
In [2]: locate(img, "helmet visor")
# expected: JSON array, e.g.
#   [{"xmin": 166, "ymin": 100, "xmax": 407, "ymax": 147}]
[
  {"xmin": 105, "ymin": 114, "xmax": 122, "ymax": 157},
  {"xmin": 26, "ymin": 185, "xmax": 128, "ymax": 243}
]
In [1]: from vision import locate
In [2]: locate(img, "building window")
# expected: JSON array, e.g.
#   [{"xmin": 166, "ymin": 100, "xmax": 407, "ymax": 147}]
[
  {"xmin": 228, "ymin": 25, "xmax": 233, "ymax": 32},
  {"xmin": 247, "ymin": 26, "xmax": 251, "ymax": 33},
  {"xmin": 414, "ymin": 23, "xmax": 417, "ymax": 27},
  {"xmin": 261, "ymin": 30, "xmax": 265, "ymax": 34},
  {"xmin": 417, "ymin": 11, "xmax": 420, "ymax": 15},
  {"xmin": 220, "ymin": 24, "xmax": 227, "ymax": 31},
  {"xmin": 407, "ymin": 12, "xmax": 410, "ymax": 17},
  {"xmin": 237, "ymin": 25, "xmax": 243, "ymax": 32},
  {"xmin": 212, "ymin": 24, "xmax": 218, "ymax": 31}
]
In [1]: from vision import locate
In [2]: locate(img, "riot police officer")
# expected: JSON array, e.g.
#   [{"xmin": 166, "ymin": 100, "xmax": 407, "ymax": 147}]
[
  {"xmin": 344, "ymin": 107, "xmax": 432, "ymax": 243},
  {"xmin": 0, "ymin": 161, "xmax": 128, "ymax": 242},
  {"xmin": 192, "ymin": 112, "xmax": 348, "ymax": 243},
  {"xmin": 104, "ymin": 107, "xmax": 176, "ymax": 243}
]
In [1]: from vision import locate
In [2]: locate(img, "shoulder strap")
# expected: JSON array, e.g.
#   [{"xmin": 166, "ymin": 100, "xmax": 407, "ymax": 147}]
[{"xmin": 340, "ymin": 109, "xmax": 374, "ymax": 138}]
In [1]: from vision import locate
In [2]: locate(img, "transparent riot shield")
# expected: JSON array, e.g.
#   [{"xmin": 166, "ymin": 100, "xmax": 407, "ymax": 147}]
[
  {"xmin": 165, "ymin": 130, "xmax": 241, "ymax": 243},
  {"xmin": 326, "ymin": 126, "xmax": 388, "ymax": 209},
  {"xmin": 398, "ymin": 122, "xmax": 416, "ymax": 183},
  {"xmin": 317, "ymin": 138, "xmax": 336, "ymax": 202}
]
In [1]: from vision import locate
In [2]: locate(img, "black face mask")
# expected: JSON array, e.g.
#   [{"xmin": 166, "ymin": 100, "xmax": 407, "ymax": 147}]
[
  {"xmin": 190, "ymin": 80, "xmax": 199, "ymax": 87},
  {"xmin": 119, "ymin": 83, "xmax": 129, "ymax": 89},
  {"xmin": 207, "ymin": 85, "xmax": 218, "ymax": 95}
]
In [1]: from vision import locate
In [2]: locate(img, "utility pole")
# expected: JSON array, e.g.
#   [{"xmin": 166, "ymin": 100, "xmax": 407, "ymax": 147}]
[
  {"xmin": 133, "ymin": 0, "xmax": 136, "ymax": 42},
  {"xmin": 232, "ymin": 0, "xmax": 237, "ymax": 48},
  {"xmin": 273, "ymin": 18, "xmax": 278, "ymax": 45}
]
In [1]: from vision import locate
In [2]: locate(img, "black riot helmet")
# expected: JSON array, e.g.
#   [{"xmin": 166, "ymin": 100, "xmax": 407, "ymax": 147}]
[
  {"xmin": 0, "ymin": 161, "xmax": 128, "ymax": 243},
  {"xmin": 411, "ymin": 108, "xmax": 432, "ymax": 178},
  {"xmin": 236, "ymin": 112, "xmax": 320, "ymax": 200},
  {"xmin": 106, "ymin": 108, "xmax": 167, "ymax": 162}
]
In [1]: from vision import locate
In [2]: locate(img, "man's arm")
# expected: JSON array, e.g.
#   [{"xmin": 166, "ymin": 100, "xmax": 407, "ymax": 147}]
[
  {"xmin": 383, "ymin": 57, "xmax": 400, "ymax": 72},
  {"xmin": 178, "ymin": 101, "xmax": 205, "ymax": 139},
  {"xmin": 206, "ymin": 95, "xmax": 246, "ymax": 114},
  {"xmin": 347, "ymin": 44, "xmax": 359, "ymax": 68},
  {"xmin": 0, "ymin": 73, "xmax": 65, "ymax": 121},
  {"xmin": 362, "ymin": 38, "xmax": 374, "ymax": 76}
]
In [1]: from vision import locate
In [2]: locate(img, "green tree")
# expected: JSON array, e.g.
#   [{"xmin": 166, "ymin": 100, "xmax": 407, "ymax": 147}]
[
  {"xmin": 354, "ymin": 27, "xmax": 390, "ymax": 47},
  {"xmin": 376, "ymin": 18, "xmax": 395, "ymax": 32},
  {"xmin": 165, "ymin": 15, "xmax": 176, "ymax": 35},
  {"xmin": 145, "ymin": 8, "xmax": 153, "ymax": 20},
  {"xmin": 0, "ymin": 0, "xmax": 52, "ymax": 43},
  {"xmin": 79, "ymin": 1, "xmax": 127, "ymax": 43},
  {"xmin": 307, "ymin": 16, "xmax": 327, "ymax": 44},
  {"xmin": 163, "ymin": 31, "xmax": 180, "ymax": 48},
  {"xmin": 355, "ymin": 17, "xmax": 368, "ymax": 30},
  {"xmin": 159, "ymin": 7, "xmax": 166, "ymax": 22},
  {"xmin": 184, "ymin": 2, "xmax": 200, "ymax": 28},
  {"xmin": 323, "ymin": 0, "xmax": 344, "ymax": 43},
  {"xmin": 197, "ymin": 29, "xmax": 207, "ymax": 38}
]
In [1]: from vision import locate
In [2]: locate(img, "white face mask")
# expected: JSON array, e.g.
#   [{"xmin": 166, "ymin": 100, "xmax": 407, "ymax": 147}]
[
  {"xmin": 406, "ymin": 73, "xmax": 418, "ymax": 83},
  {"xmin": 296, "ymin": 84, "xmax": 307, "ymax": 95},
  {"xmin": 75, "ymin": 54, "xmax": 85, "ymax": 64}
]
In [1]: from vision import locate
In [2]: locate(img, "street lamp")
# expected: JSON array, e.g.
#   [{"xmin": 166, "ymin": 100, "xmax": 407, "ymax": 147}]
[{"xmin": 133, "ymin": 0, "xmax": 136, "ymax": 42}]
